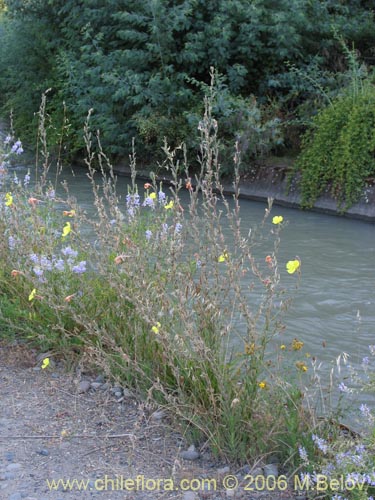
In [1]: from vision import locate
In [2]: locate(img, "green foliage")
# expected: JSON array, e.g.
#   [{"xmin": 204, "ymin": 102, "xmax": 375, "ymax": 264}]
[
  {"xmin": 0, "ymin": 0, "xmax": 374, "ymax": 169},
  {"xmin": 291, "ymin": 83, "xmax": 375, "ymax": 210}
]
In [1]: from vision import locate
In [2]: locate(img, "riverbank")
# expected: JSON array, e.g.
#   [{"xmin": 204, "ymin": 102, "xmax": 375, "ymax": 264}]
[
  {"xmin": 0, "ymin": 341, "xmax": 295, "ymax": 500},
  {"xmin": 113, "ymin": 158, "xmax": 375, "ymax": 223}
]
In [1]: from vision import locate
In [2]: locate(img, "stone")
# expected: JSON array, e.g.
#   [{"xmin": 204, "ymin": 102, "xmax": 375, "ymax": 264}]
[
  {"xmin": 4, "ymin": 472, "xmax": 16, "ymax": 480},
  {"xmin": 122, "ymin": 388, "xmax": 132, "ymax": 398},
  {"xmin": 95, "ymin": 375, "xmax": 105, "ymax": 383},
  {"xmin": 263, "ymin": 463, "xmax": 278, "ymax": 478},
  {"xmin": 5, "ymin": 451, "xmax": 15, "ymax": 461},
  {"xmin": 217, "ymin": 466, "xmax": 230, "ymax": 475},
  {"xmin": 150, "ymin": 410, "xmax": 165, "ymax": 421},
  {"xmin": 6, "ymin": 463, "xmax": 22, "ymax": 471},
  {"xmin": 90, "ymin": 382, "xmax": 102, "ymax": 390},
  {"xmin": 180, "ymin": 445, "xmax": 200, "ymax": 461},
  {"xmin": 78, "ymin": 380, "xmax": 91, "ymax": 393},
  {"xmin": 114, "ymin": 391, "xmax": 123, "ymax": 398},
  {"xmin": 36, "ymin": 448, "xmax": 49, "ymax": 456},
  {"xmin": 8, "ymin": 492, "xmax": 22, "ymax": 500},
  {"xmin": 250, "ymin": 467, "xmax": 263, "ymax": 477},
  {"xmin": 182, "ymin": 492, "xmax": 197, "ymax": 500}
]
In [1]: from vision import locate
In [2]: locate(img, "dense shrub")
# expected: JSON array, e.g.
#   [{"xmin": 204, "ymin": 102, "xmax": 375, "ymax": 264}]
[
  {"xmin": 0, "ymin": 0, "xmax": 374, "ymax": 169},
  {"xmin": 290, "ymin": 83, "xmax": 375, "ymax": 210}
]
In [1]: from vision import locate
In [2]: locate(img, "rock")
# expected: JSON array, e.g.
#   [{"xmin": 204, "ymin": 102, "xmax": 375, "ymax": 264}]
[
  {"xmin": 8, "ymin": 492, "xmax": 22, "ymax": 500},
  {"xmin": 182, "ymin": 492, "xmax": 197, "ymax": 500},
  {"xmin": 99, "ymin": 383, "xmax": 110, "ymax": 391},
  {"xmin": 250, "ymin": 467, "xmax": 263, "ymax": 477},
  {"xmin": 263, "ymin": 463, "xmax": 278, "ymax": 478},
  {"xmin": 6, "ymin": 463, "xmax": 22, "ymax": 471},
  {"xmin": 239, "ymin": 464, "xmax": 251, "ymax": 475},
  {"xmin": 78, "ymin": 380, "xmax": 91, "ymax": 393},
  {"xmin": 180, "ymin": 445, "xmax": 200, "ymax": 461},
  {"xmin": 122, "ymin": 388, "xmax": 132, "ymax": 398},
  {"xmin": 4, "ymin": 472, "xmax": 16, "ymax": 480},
  {"xmin": 114, "ymin": 391, "xmax": 123, "ymax": 398},
  {"xmin": 111, "ymin": 386, "xmax": 122, "ymax": 394},
  {"xmin": 95, "ymin": 375, "xmax": 105, "ymax": 383},
  {"xmin": 90, "ymin": 382, "xmax": 102, "ymax": 390},
  {"xmin": 226, "ymin": 489, "xmax": 236, "ymax": 498},
  {"xmin": 36, "ymin": 448, "xmax": 49, "ymax": 456},
  {"xmin": 217, "ymin": 466, "xmax": 230, "ymax": 475},
  {"xmin": 5, "ymin": 451, "xmax": 15, "ymax": 461},
  {"xmin": 151, "ymin": 410, "xmax": 165, "ymax": 421}
]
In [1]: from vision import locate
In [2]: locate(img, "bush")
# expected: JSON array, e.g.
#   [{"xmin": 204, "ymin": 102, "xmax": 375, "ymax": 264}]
[
  {"xmin": 1, "ymin": 89, "xmax": 374, "ymax": 473},
  {"xmin": 290, "ymin": 82, "xmax": 375, "ymax": 210}
]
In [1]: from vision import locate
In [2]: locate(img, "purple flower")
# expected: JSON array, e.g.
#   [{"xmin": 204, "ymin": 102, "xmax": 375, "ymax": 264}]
[
  {"xmin": 61, "ymin": 246, "xmax": 78, "ymax": 258},
  {"xmin": 54, "ymin": 259, "xmax": 65, "ymax": 272},
  {"xmin": 33, "ymin": 266, "xmax": 43, "ymax": 278},
  {"xmin": 4, "ymin": 135, "xmax": 11, "ymax": 145},
  {"xmin": 161, "ymin": 223, "xmax": 169, "ymax": 234},
  {"xmin": 158, "ymin": 191, "xmax": 166, "ymax": 204},
  {"xmin": 298, "ymin": 446, "xmax": 308, "ymax": 462},
  {"xmin": 24, "ymin": 173, "xmax": 31, "ymax": 187},
  {"xmin": 29, "ymin": 253, "xmax": 39, "ymax": 264},
  {"xmin": 126, "ymin": 193, "xmax": 140, "ymax": 208},
  {"xmin": 145, "ymin": 230, "xmax": 152, "ymax": 241},
  {"xmin": 338, "ymin": 382, "xmax": 350, "ymax": 393},
  {"xmin": 40, "ymin": 255, "xmax": 52, "ymax": 271},
  {"xmin": 72, "ymin": 261, "xmax": 86, "ymax": 274},
  {"xmin": 11, "ymin": 140, "xmax": 23, "ymax": 154},
  {"xmin": 360, "ymin": 404, "xmax": 373, "ymax": 420},
  {"xmin": 142, "ymin": 196, "xmax": 154, "ymax": 208},
  {"xmin": 174, "ymin": 223, "xmax": 183, "ymax": 234},
  {"xmin": 47, "ymin": 188, "xmax": 55, "ymax": 199},
  {"xmin": 8, "ymin": 236, "xmax": 16, "ymax": 250},
  {"xmin": 312, "ymin": 434, "xmax": 328, "ymax": 454}
]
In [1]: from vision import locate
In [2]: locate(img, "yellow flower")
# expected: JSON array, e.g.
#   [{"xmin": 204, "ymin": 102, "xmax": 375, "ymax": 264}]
[
  {"xmin": 164, "ymin": 200, "xmax": 174, "ymax": 210},
  {"xmin": 258, "ymin": 381, "xmax": 268, "ymax": 389},
  {"xmin": 244, "ymin": 343, "xmax": 256, "ymax": 355},
  {"xmin": 63, "ymin": 209, "xmax": 76, "ymax": 217},
  {"xmin": 296, "ymin": 361, "xmax": 308, "ymax": 372},
  {"xmin": 272, "ymin": 215, "xmax": 283, "ymax": 225},
  {"xmin": 286, "ymin": 259, "xmax": 300, "ymax": 274},
  {"xmin": 292, "ymin": 338, "xmax": 304, "ymax": 351},
  {"xmin": 151, "ymin": 322, "xmax": 161, "ymax": 334},
  {"xmin": 149, "ymin": 192, "xmax": 157, "ymax": 200},
  {"xmin": 28, "ymin": 288, "xmax": 37, "ymax": 301},
  {"xmin": 218, "ymin": 251, "xmax": 229, "ymax": 263},
  {"xmin": 41, "ymin": 357, "xmax": 50, "ymax": 369},
  {"xmin": 62, "ymin": 222, "xmax": 71, "ymax": 238},
  {"xmin": 280, "ymin": 344, "xmax": 286, "ymax": 350},
  {"xmin": 5, "ymin": 192, "xmax": 13, "ymax": 207}
]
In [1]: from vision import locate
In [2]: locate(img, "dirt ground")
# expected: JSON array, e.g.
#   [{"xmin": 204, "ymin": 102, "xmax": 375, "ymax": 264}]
[{"xmin": 0, "ymin": 342, "xmax": 296, "ymax": 500}]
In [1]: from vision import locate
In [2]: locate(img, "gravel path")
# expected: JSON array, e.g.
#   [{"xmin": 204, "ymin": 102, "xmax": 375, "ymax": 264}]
[{"xmin": 0, "ymin": 342, "xmax": 295, "ymax": 500}]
